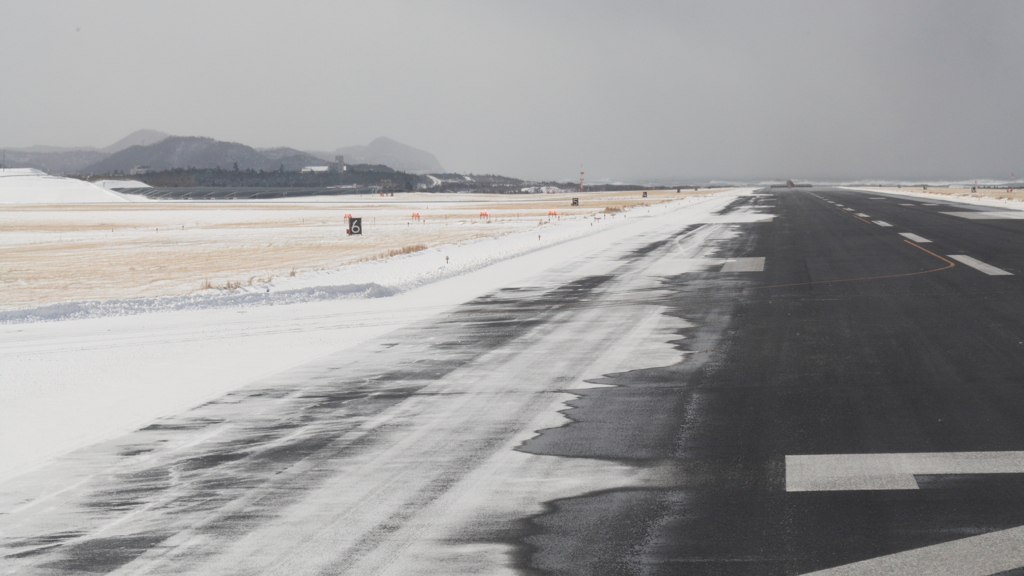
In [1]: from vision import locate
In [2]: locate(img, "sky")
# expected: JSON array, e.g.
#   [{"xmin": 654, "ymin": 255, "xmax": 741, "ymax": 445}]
[{"xmin": 2, "ymin": 1, "xmax": 1022, "ymax": 182}]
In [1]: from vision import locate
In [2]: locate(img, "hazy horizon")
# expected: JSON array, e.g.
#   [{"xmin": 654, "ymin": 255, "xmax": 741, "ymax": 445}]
[{"xmin": 2, "ymin": 1, "xmax": 1022, "ymax": 182}]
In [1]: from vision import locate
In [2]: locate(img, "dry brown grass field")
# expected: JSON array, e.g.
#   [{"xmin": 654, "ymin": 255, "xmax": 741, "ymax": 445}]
[{"xmin": 0, "ymin": 189, "xmax": 724, "ymax": 310}]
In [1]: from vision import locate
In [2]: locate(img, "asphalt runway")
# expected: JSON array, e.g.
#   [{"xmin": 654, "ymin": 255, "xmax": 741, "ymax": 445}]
[
  {"xmin": 4, "ymin": 188, "xmax": 1024, "ymax": 574},
  {"xmin": 521, "ymin": 188, "xmax": 1024, "ymax": 575}
]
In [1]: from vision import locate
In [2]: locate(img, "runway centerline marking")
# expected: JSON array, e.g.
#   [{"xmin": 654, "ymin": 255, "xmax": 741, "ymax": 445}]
[
  {"xmin": 855, "ymin": 213, "xmax": 870, "ymax": 218},
  {"xmin": 948, "ymin": 255, "xmax": 1013, "ymax": 276},
  {"xmin": 872, "ymin": 220, "xmax": 893, "ymax": 227},
  {"xmin": 898, "ymin": 233, "xmax": 931, "ymax": 243}
]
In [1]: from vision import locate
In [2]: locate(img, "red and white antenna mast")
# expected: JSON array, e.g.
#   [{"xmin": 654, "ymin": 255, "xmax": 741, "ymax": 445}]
[{"xmin": 579, "ymin": 164, "xmax": 584, "ymax": 194}]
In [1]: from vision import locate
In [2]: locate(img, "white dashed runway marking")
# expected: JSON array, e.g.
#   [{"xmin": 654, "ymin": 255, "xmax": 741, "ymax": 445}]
[
  {"xmin": 948, "ymin": 255, "xmax": 1012, "ymax": 275},
  {"xmin": 873, "ymin": 221, "xmax": 893, "ymax": 227},
  {"xmin": 898, "ymin": 233, "xmax": 931, "ymax": 243},
  {"xmin": 855, "ymin": 213, "xmax": 870, "ymax": 218},
  {"xmin": 720, "ymin": 257, "xmax": 765, "ymax": 272}
]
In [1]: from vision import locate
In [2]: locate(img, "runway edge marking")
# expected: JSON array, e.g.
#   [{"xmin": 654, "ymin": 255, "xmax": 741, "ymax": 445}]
[
  {"xmin": 788, "ymin": 451, "xmax": 1024, "ymax": 575},
  {"xmin": 799, "ymin": 525, "xmax": 1024, "ymax": 576}
]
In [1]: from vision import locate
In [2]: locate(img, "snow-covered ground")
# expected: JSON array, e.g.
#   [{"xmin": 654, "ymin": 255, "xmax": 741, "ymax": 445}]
[
  {"xmin": 0, "ymin": 169, "xmax": 138, "ymax": 204},
  {"xmin": 842, "ymin": 186, "xmax": 1024, "ymax": 210},
  {"xmin": 0, "ymin": 189, "xmax": 743, "ymax": 482},
  {"xmin": 0, "ymin": 189, "xmax": 701, "ymax": 314}
]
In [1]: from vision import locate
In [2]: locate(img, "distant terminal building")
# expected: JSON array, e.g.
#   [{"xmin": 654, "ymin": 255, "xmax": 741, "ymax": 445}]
[
  {"xmin": 301, "ymin": 166, "xmax": 330, "ymax": 173},
  {"xmin": 129, "ymin": 166, "xmax": 152, "ymax": 175}
]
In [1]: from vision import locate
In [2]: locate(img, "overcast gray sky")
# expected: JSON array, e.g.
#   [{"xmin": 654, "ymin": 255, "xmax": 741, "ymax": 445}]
[{"xmin": 2, "ymin": 1, "xmax": 1022, "ymax": 182}]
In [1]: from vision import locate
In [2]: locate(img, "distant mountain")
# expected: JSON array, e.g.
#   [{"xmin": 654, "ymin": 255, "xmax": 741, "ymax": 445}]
[
  {"xmin": 5, "ymin": 131, "xmax": 444, "ymax": 176},
  {"xmin": 84, "ymin": 137, "xmax": 328, "ymax": 173},
  {"xmin": 255, "ymin": 147, "xmax": 337, "ymax": 171},
  {"xmin": 3, "ymin": 129, "xmax": 170, "ymax": 174},
  {"xmin": 2, "ymin": 149, "xmax": 109, "ymax": 174},
  {"xmin": 7, "ymin": 145, "xmax": 96, "ymax": 153},
  {"xmin": 101, "ymin": 129, "xmax": 170, "ymax": 154},
  {"xmin": 328, "ymin": 137, "xmax": 444, "ymax": 174}
]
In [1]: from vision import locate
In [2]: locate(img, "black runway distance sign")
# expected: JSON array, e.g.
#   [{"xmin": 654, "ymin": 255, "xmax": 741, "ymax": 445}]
[{"xmin": 347, "ymin": 217, "xmax": 362, "ymax": 235}]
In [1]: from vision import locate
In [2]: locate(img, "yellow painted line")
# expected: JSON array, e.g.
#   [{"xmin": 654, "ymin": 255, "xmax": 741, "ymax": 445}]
[
  {"xmin": 904, "ymin": 240, "xmax": 956, "ymax": 269},
  {"xmin": 752, "ymin": 240, "xmax": 954, "ymax": 291}
]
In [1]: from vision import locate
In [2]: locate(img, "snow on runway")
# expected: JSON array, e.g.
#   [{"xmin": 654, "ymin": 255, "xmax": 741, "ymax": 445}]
[
  {"xmin": 0, "ymin": 187, "xmax": 770, "ymax": 569},
  {"xmin": 0, "ymin": 190, "xmax": 742, "ymax": 480},
  {"xmin": 0, "ymin": 188, "xmax": 765, "ymax": 574}
]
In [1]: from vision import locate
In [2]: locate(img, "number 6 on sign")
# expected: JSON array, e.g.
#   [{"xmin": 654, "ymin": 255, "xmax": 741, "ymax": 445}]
[{"xmin": 347, "ymin": 217, "xmax": 362, "ymax": 235}]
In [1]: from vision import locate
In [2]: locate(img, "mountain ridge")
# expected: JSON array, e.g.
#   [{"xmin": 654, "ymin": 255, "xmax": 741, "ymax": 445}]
[
  {"xmin": 84, "ymin": 137, "xmax": 327, "ymax": 173},
  {"xmin": 308, "ymin": 137, "xmax": 444, "ymax": 173},
  {"xmin": 5, "ymin": 131, "xmax": 443, "ymax": 175}
]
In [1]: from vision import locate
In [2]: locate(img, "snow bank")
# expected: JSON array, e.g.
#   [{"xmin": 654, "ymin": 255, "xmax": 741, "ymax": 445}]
[
  {"xmin": 841, "ymin": 186, "xmax": 1024, "ymax": 210},
  {"xmin": 0, "ymin": 169, "xmax": 135, "ymax": 204}
]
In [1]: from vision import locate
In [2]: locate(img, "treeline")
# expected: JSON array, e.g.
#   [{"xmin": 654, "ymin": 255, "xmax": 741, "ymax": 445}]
[{"xmin": 81, "ymin": 165, "xmax": 431, "ymax": 189}]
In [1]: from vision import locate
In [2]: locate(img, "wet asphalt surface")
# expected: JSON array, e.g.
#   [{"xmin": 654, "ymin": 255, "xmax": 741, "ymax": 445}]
[
  {"xmin": 4, "ymin": 188, "xmax": 1024, "ymax": 574},
  {"xmin": 519, "ymin": 188, "xmax": 1024, "ymax": 574}
]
